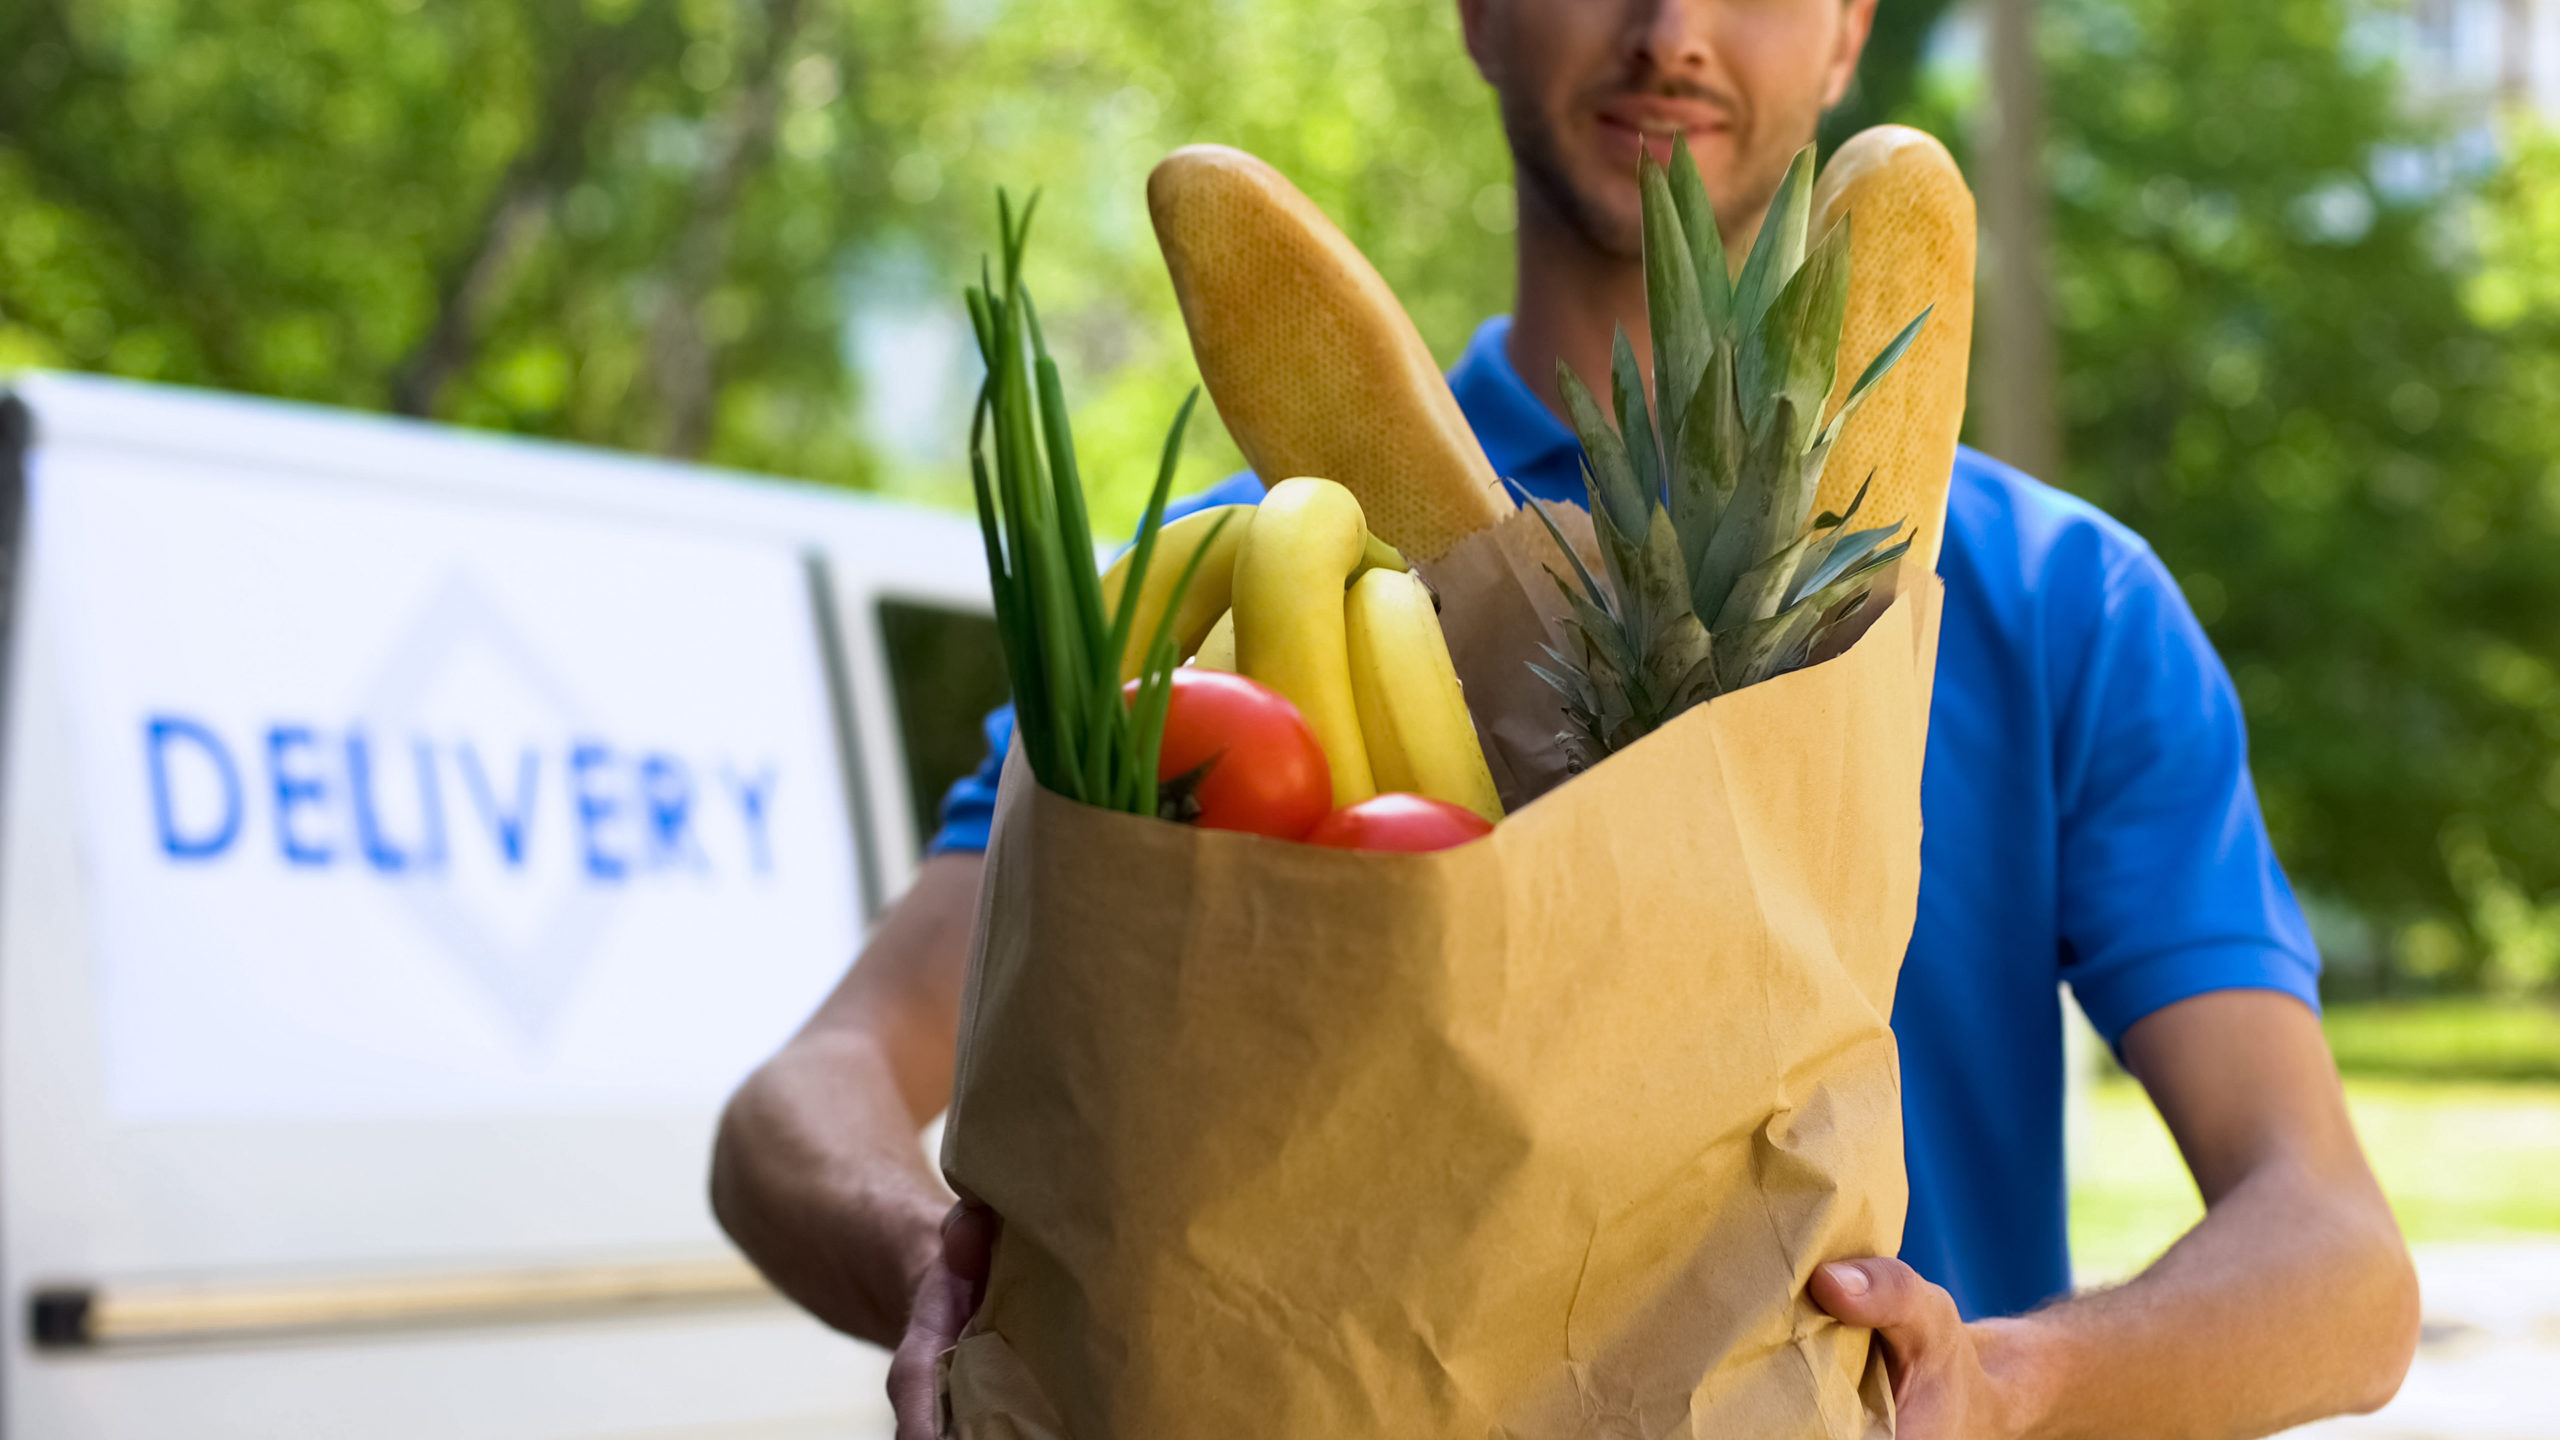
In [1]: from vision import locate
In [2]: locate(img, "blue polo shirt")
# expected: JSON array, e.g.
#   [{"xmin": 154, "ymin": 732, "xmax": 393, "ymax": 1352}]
[{"xmin": 930, "ymin": 316, "xmax": 2322, "ymax": 1320}]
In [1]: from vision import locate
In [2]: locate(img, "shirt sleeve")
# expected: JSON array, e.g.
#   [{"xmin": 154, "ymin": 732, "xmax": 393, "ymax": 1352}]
[
  {"xmin": 927, "ymin": 703, "xmax": 1014, "ymax": 855},
  {"xmin": 2053, "ymin": 541, "xmax": 2323, "ymax": 1045}
]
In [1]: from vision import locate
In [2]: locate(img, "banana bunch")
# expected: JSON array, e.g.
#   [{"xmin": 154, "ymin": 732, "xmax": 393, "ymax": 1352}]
[{"xmin": 1103, "ymin": 479, "xmax": 1502, "ymax": 824}]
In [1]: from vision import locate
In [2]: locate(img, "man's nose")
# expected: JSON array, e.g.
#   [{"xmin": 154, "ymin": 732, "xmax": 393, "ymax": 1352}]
[{"xmin": 1631, "ymin": 0, "xmax": 1715, "ymax": 80}]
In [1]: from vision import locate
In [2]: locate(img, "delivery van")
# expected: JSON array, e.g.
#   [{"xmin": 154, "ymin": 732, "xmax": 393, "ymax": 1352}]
[{"xmin": 0, "ymin": 372, "xmax": 1005, "ymax": 1438}]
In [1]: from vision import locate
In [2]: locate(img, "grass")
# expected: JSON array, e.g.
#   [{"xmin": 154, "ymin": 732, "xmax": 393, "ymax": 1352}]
[
  {"xmin": 2321, "ymin": 997, "xmax": 2560, "ymax": 1084},
  {"xmin": 2069, "ymin": 1074, "xmax": 2560, "ymax": 1283}
]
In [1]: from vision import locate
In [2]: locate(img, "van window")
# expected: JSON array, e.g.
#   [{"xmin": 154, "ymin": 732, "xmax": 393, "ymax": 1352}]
[{"xmin": 876, "ymin": 599, "xmax": 1009, "ymax": 855}]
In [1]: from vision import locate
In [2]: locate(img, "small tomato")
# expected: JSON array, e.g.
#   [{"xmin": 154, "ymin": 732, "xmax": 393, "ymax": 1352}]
[
  {"xmin": 1305, "ymin": 793, "xmax": 1494, "ymax": 852},
  {"xmin": 1131, "ymin": 669, "xmax": 1333, "ymax": 840}
]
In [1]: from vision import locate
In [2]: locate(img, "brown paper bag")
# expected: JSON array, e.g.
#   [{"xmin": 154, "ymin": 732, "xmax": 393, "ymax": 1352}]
[{"xmin": 941, "ymin": 508, "xmax": 1945, "ymax": 1439}]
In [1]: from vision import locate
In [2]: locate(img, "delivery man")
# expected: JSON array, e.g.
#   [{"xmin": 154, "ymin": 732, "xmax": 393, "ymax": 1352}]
[{"xmin": 712, "ymin": 0, "xmax": 2423, "ymax": 1434}]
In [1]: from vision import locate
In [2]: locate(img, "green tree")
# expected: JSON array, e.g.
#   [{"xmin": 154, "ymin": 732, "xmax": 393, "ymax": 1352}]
[
  {"xmin": 2027, "ymin": 0, "xmax": 2560, "ymax": 992},
  {"xmin": 3, "ymin": 0, "xmax": 1958, "ymax": 529}
]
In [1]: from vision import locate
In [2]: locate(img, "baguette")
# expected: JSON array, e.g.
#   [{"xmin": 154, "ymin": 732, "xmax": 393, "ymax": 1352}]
[
  {"xmin": 1811, "ymin": 126, "xmax": 1977, "ymax": 574},
  {"xmin": 1149, "ymin": 146, "xmax": 1513, "ymax": 561}
]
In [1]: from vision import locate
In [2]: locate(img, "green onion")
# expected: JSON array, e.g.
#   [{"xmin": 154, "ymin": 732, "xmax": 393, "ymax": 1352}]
[{"xmin": 967, "ymin": 189, "xmax": 1214, "ymax": 814}]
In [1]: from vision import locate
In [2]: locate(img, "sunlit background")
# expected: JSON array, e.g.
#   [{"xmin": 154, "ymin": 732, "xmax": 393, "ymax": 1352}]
[{"xmin": 4, "ymin": 0, "xmax": 2559, "ymax": 1434}]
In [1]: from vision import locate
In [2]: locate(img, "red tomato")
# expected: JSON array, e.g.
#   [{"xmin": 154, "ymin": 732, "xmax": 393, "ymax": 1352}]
[
  {"xmin": 1305, "ymin": 793, "xmax": 1494, "ymax": 852},
  {"xmin": 1131, "ymin": 669, "xmax": 1333, "ymax": 840}
]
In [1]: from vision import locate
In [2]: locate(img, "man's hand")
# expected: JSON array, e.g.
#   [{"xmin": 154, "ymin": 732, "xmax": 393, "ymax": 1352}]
[
  {"xmin": 1812, "ymin": 1259, "xmax": 2037, "ymax": 1440},
  {"xmin": 1811, "ymin": 993, "xmax": 2415, "ymax": 1440},
  {"xmin": 711, "ymin": 853, "xmax": 985, "ymax": 1345},
  {"xmin": 888, "ymin": 1202, "xmax": 997, "ymax": 1440}
]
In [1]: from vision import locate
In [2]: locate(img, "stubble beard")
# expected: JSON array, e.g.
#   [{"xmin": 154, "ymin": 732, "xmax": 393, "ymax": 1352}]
[{"xmin": 1496, "ymin": 82, "xmax": 1645, "ymax": 263}]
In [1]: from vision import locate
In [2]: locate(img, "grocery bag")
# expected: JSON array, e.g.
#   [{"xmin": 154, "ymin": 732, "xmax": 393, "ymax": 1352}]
[{"xmin": 938, "ymin": 503, "xmax": 1945, "ymax": 1440}]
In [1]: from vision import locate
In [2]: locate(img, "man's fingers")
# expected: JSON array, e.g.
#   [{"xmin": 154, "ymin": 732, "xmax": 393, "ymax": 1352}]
[
  {"xmin": 888, "ymin": 1205, "xmax": 1004, "ymax": 1440},
  {"xmin": 942, "ymin": 1200, "xmax": 999, "ymax": 1290},
  {"xmin": 1813, "ymin": 1257, "xmax": 1919, "ymax": 1325},
  {"xmin": 887, "ymin": 1266, "xmax": 969, "ymax": 1440},
  {"xmin": 1812, "ymin": 1255, "xmax": 1945, "ymax": 1332},
  {"xmin": 1810, "ymin": 1258, "xmax": 1965, "ymax": 1384}
]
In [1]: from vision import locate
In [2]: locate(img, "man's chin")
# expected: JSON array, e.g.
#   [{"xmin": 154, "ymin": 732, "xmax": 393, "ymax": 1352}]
[{"xmin": 1557, "ymin": 176, "xmax": 1645, "ymax": 259}]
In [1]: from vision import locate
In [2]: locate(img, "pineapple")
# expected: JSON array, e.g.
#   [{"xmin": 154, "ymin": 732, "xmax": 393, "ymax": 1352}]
[{"xmin": 1527, "ymin": 136, "xmax": 1930, "ymax": 769}]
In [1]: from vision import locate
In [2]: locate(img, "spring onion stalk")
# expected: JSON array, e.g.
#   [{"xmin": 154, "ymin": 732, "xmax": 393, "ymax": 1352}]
[{"xmin": 967, "ymin": 190, "xmax": 1219, "ymax": 814}]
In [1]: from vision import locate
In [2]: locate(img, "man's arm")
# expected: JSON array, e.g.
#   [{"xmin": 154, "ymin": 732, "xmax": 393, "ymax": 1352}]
[
  {"xmin": 711, "ymin": 851, "xmax": 984, "ymax": 1347},
  {"xmin": 1812, "ymin": 989, "xmax": 2420, "ymax": 1439}
]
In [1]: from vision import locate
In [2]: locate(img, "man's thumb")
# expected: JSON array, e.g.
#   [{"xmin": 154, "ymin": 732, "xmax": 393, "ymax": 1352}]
[{"xmin": 1810, "ymin": 1258, "xmax": 1924, "ymax": 1329}]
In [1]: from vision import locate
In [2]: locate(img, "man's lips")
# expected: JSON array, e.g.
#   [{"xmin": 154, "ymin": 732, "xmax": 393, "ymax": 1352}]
[{"xmin": 1595, "ymin": 101, "xmax": 1733, "ymax": 165}]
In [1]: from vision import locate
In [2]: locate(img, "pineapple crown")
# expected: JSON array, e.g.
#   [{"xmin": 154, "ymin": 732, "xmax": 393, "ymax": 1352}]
[{"xmin": 1525, "ymin": 134, "xmax": 1930, "ymax": 766}]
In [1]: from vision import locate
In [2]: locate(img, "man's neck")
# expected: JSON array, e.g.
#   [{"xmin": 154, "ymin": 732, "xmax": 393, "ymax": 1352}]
[{"xmin": 1503, "ymin": 183, "xmax": 1765, "ymax": 426}]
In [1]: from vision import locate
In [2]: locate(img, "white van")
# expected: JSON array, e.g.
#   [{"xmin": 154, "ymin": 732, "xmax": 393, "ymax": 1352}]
[{"xmin": 0, "ymin": 372, "xmax": 1004, "ymax": 1438}]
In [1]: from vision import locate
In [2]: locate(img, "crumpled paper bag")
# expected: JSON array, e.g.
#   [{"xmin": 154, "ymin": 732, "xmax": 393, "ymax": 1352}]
[{"xmin": 940, "ymin": 506, "xmax": 1944, "ymax": 1438}]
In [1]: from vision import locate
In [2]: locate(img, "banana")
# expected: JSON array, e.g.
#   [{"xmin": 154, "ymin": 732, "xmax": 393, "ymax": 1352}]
[
  {"xmin": 1233, "ymin": 477, "xmax": 1375, "ymax": 806},
  {"xmin": 1359, "ymin": 531, "xmax": 1411, "ymax": 578},
  {"xmin": 1345, "ymin": 569, "xmax": 1502, "ymax": 823},
  {"xmin": 1099, "ymin": 505, "xmax": 1253, "ymax": 682},
  {"xmin": 1191, "ymin": 609, "xmax": 1237, "ymax": 672}
]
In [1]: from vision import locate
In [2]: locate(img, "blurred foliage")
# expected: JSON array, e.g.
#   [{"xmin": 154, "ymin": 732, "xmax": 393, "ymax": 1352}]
[
  {"xmin": 2074, "ymin": 1073, "xmax": 2560, "ymax": 1279},
  {"xmin": 6, "ymin": 0, "xmax": 2560, "ymax": 990},
  {"xmin": 0, "ymin": 0, "xmax": 1522, "ymax": 525},
  {"xmin": 2010, "ymin": 0, "xmax": 2560, "ymax": 996},
  {"xmin": 2321, "ymin": 999, "xmax": 2560, "ymax": 1084},
  {"xmin": 1820, "ymin": 0, "xmax": 1959, "ymax": 153}
]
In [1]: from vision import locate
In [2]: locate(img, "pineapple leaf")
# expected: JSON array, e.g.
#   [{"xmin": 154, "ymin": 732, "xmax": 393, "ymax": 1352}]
[
  {"xmin": 1809, "ymin": 473, "xmax": 1873, "ymax": 533},
  {"xmin": 1557, "ymin": 361, "xmax": 1651, "ymax": 541},
  {"xmin": 1726, "ymin": 543, "xmax": 1908, "ymax": 689},
  {"xmin": 1528, "ymin": 656, "xmax": 1601, "ymax": 716},
  {"xmin": 1816, "ymin": 304, "xmax": 1932, "ymax": 453},
  {"xmin": 1744, "ymin": 215, "xmax": 1853, "ymax": 443},
  {"xmin": 1612, "ymin": 329, "xmax": 1663, "ymax": 507},
  {"xmin": 1635, "ymin": 502, "xmax": 1702, "ymax": 632},
  {"xmin": 1588, "ymin": 483, "xmax": 1654, "ymax": 643},
  {"xmin": 1640, "ymin": 153, "xmax": 1710, "ymax": 447},
  {"xmin": 1692, "ymin": 395, "xmax": 1799, "ymax": 624},
  {"xmin": 1668, "ymin": 341, "xmax": 1735, "ymax": 579},
  {"xmin": 1666, "ymin": 131, "xmax": 1732, "ymax": 336},
  {"xmin": 1558, "ymin": 582, "xmax": 1642, "ymax": 688},
  {"xmin": 1647, "ymin": 609, "xmax": 1715, "ymax": 703},
  {"xmin": 1714, "ymin": 528, "xmax": 1813, "ymax": 632},
  {"xmin": 1730, "ymin": 146, "xmax": 1815, "ymax": 341},
  {"xmin": 1513, "ymin": 481, "xmax": 1616, "ymax": 621},
  {"xmin": 1667, "ymin": 645, "xmax": 1720, "ymax": 711},
  {"xmin": 1787, "ymin": 521, "xmax": 1903, "ymax": 608},
  {"xmin": 1518, "ymin": 134, "xmax": 1931, "ymax": 765},
  {"xmin": 1715, "ymin": 607, "xmax": 1807, "ymax": 692}
]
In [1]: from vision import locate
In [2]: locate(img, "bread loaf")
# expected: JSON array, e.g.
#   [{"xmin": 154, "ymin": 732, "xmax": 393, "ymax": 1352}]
[
  {"xmin": 1149, "ymin": 146, "xmax": 1513, "ymax": 561},
  {"xmin": 1811, "ymin": 126, "xmax": 1976, "ymax": 573}
]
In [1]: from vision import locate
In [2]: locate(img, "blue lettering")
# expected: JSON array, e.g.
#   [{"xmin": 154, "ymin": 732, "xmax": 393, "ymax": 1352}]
[
  {"xmin": 724, "ymin": 765, "xmax": 777, "ymax": 875},
  {"xmin": 146, "ymin": 715, "xmax": 241, "ymax": 861},
  {"xmin": 571, "ymin": 741, "xmax": 625, "ymax": 882},
  {"xmin": 348, "ymin": 732, "xmax": 444, "ymax": 874},
  {"xmin": 267, "ymin": 725, "xmax": 332, "ymax": 867},
  {"xmin": 639, "ymin": 754, "xmax": 701, "ymax": 870},
  {"xmin": 409, "ymin": 740, "xmax": 447, "ymax": 868},
  {"xmin": 457, "ymin": 743, "xmax": 537, "ymax": 869}
]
